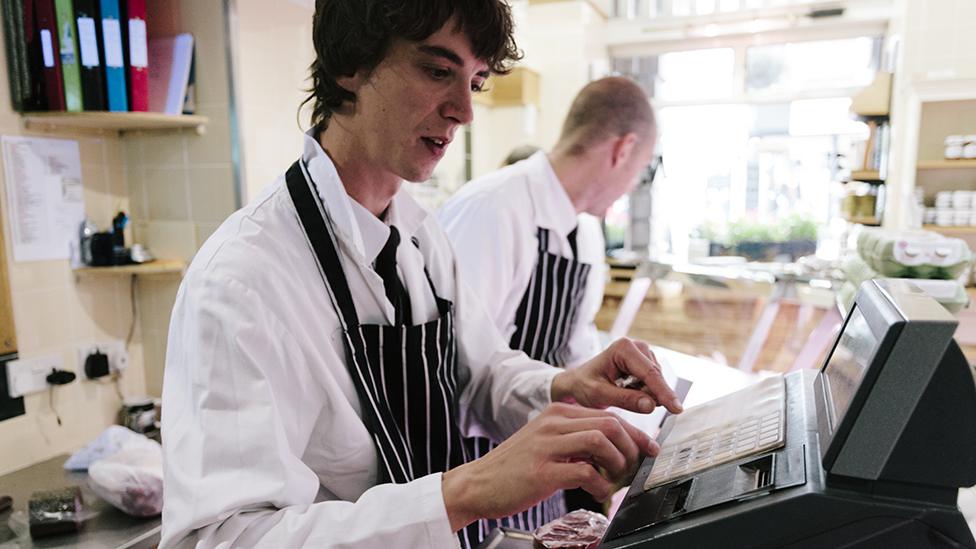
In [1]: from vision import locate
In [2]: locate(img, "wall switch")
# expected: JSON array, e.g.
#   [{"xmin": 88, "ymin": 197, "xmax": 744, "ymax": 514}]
[
  {"xmin": 6, "ymin": 354, "xmax": 66, "ymax": 398},
  {"xmin": 77, "ymin": 341, "xmax": 129, "ymax": 379},
  {"xmin": 0, "ymin": 356, "xmax": 26, "ymax": 421}
]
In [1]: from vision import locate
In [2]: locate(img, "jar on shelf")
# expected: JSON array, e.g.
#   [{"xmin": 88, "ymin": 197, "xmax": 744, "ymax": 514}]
[
  {"xmin": 946, "ymin": 135, "xmax": 966, "ymax": 159},
  {"xmin": 964, "ymin": 135, "xmax": 976, "ymax": 159}
]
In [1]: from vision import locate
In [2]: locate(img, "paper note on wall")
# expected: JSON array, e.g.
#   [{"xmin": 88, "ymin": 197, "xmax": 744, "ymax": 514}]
[{"xmin": 1, "ymin": 136, "xmax": 85, "ymax": 262}]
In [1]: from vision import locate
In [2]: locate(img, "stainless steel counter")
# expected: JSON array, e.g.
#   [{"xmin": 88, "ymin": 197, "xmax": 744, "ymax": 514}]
[{"xmin": 0, "ymin": 455, "xmax": 159, "ymax": 549}]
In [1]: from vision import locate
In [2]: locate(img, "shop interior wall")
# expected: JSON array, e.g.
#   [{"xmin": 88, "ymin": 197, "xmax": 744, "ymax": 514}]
[
  {"xmin": 883, "ymin": 0, "xmax": 976, "ymax": 227},
  {"xmin": 0, "ymin": 38, "xmax": 145, "ymax": 476},
  {"xmin": 230, "ymin": 0, "xmax": 314, "ymax": 204},
  {"xmin": 469, "ymin": 1, "xmax": 609, "ymax": 182},
  {"xmin": 124, "ymin": 0, "xmax": 238, "ymax": 398}
]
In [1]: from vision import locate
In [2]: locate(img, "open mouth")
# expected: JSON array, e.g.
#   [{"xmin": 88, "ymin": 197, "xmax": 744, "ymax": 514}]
[{"xmin": 422, "ymin": 136, "xmax": 449, "ymax": 152}]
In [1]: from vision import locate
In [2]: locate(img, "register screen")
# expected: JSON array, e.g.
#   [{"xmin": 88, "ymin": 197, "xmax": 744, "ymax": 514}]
[{"xmin": 822, "ymin": 305, "xmax": 879, "ymax": 429}]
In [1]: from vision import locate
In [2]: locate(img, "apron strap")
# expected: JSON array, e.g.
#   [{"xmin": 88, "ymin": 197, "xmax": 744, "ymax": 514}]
[
  {"xmin": 285, "ymin": 159, "xmax": 412, "ymax": 484},
  {"xmin": 285, "ymin": 160, "xmax": 361, "ymax": 329}
]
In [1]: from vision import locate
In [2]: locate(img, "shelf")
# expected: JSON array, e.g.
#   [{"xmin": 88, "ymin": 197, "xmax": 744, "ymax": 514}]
[
  {"xmin": 845, "ymin": 216, "xmax": 882, "ymax": 226},
  {"xmin": 22, "ymin": 112, "xmax": 208, "ymax": 135},
  {"xmin": 917, "ymin": 160, "xmax": 976, "ymax": 170},
  {"xmin": 849, "ymin": 170, "xmax": 884, "ymax": 182},
  {"xmin": 73, "ymin": 259, "xmax": 186, "ymax": 277},
  {"xmin": 923, "ymin": 225, "xmax": 976, "ymax": 234}
]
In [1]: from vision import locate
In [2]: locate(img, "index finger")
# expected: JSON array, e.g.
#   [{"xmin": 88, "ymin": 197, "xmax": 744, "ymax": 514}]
[{"xmin": 617, "ymin": 341, "xmax": 682, "ymax": 414}]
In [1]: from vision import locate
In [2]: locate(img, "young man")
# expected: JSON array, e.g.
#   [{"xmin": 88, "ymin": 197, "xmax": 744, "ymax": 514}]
[
  {"xmin": 439, "ymin": 77, "xmax": 658, "ymax": 521},
  {"xmin": 160, "ymin": 3, "xmax": 679, "ymax": 548}
]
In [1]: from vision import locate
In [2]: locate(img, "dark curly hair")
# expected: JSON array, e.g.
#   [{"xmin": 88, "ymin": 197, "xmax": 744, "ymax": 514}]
[{"xmin": 302, "ymin": 0, "xmax": 522, "ymax": 131}]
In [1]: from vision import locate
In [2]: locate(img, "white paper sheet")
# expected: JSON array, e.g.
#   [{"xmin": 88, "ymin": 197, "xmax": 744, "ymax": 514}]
[{"xmin": 2, "ymin": 136, "xmax": 85, "ymax": 263}]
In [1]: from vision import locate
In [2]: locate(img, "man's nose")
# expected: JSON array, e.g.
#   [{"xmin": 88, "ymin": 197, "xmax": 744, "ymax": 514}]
[{"xmin": 442, "ymin": 83, "xmax": 474, "ymax": 125}]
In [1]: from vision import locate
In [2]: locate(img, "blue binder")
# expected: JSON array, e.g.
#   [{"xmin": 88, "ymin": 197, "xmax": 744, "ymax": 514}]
[{"xmin": 98, "ymin": 0, "xmax": 127, "ymax": 111}]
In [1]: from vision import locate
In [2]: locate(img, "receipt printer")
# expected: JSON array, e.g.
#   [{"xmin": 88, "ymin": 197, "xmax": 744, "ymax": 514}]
[{"xmin": 602, "ymin": 279, "xmax": 976, "ymax": 548}]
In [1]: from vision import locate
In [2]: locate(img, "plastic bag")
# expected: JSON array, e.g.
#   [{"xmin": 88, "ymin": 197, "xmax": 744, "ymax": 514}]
[
  {"xmin": 533, "ymin": 509, "xmax": 609, "ymax": 549},
  {"xmin": 87, "ymin": 441, "xmax": 163, "ymax": 517},
  {"xmin": 64, "ymin": 425, "xmax": 157, "ymax": 471}
]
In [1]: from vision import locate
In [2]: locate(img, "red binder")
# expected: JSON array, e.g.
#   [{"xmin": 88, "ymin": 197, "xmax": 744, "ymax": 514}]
[
  {"xmin": 124, "ymin": 0, "xmax": 147, "ymax": 111},
  {"xmin": 33, "ymin": 0, "xmax": 66, "ymax": 110}
]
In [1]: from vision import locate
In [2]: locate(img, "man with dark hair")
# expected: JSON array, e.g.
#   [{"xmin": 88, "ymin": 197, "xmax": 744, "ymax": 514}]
[
  {"xmin": 161, "ymin": 3, "xmax": 677, "ymax": 548},
  {"xmin": 440, "ymin": 77, "xmax": 658, "ymax": 522}
]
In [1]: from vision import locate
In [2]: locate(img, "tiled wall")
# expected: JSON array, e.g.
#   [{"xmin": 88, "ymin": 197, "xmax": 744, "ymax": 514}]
[
  {"xmin": 126, "ymin": 0, "xmax": 238, "ymax": 397},
  {"xmin": 0, "ymin": 0, "xmax": 237, "ymax": 475},
  {"xmin": 0, "ymin": 111, "xmax": 149, "ymax": 475}
]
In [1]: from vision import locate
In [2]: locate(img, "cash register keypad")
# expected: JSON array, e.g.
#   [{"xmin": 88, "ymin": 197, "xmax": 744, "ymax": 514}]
[{"xmin": 645, "ymin": 376, "xmax": 786, "ymax": 491}]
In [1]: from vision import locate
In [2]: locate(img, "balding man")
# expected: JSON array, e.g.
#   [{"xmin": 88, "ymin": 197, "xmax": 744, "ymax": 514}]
[{"xmin": 439, "ymin": 77, "xmax": 658, "ymax": 526}]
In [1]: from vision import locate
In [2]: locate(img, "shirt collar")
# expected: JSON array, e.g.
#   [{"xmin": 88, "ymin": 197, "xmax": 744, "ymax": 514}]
[
  {"xmin": 525, "ymin": 151, "xmax": 579, "ymax": 236},
  {"xmin": 301, "ymin": 130, "xmax": 430, "ymax": 265}
]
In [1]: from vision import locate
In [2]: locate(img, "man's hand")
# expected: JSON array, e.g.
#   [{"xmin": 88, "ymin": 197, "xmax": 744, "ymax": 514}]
[
  {"xmin": 551, "ymin": 338, "xmax": 683, "ymax": 415},
  {"xmin": 442, "ymin": 403, "xmax": 655, "ymax": 531}
]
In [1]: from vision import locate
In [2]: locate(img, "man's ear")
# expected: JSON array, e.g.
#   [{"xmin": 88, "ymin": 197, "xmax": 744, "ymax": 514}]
[
  {"xmin": 610, "ymin": 133, "xmax": 638, "ymax": 168},
  {"xmin": 336, "ymin": 70, "xmax": 368, "ymax": 98}
]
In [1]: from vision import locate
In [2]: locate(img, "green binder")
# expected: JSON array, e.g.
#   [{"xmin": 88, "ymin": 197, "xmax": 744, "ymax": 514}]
[
  {"xmin": 2, "ymin": 0, "xmax": 29, "ymax": 111},
  {"xmin": 54, "ymin": 0, "xmax": 81, "ymax": 111}
]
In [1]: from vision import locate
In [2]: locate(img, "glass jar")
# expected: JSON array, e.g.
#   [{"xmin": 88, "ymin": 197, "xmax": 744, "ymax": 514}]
[
  {"xmin": 945, "ymin": 135, "xmax": 966, "ymax": 159},
  {"xmin": 963, "ymin": 135, "xmax": 976, "ymax": 159}
]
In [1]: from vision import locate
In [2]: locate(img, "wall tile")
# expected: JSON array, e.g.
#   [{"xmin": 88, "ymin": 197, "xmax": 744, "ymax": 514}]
[
  {"xmin": 145, "ymin": 220, "xmax": 198, "ymax": 261},
  {"xmin": 146, "ymin": 167, "xmax": 190, "ymax": 221},
  {"xmin": 140, "ymin": 133, "xmax": 188, "ymax": 167},
  {"xmin": 188, "ymin": 164, "xmax": 237, "ymax": 222}
]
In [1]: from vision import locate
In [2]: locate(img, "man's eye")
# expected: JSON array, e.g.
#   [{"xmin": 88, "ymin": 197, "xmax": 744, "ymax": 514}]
[
  {"xmin": 427, "ymin": 67, "xmax": 451, "ymax": 80},
  {"xmin": 471, "ymin": 81, "xmax": 486, "ymax": 93}
]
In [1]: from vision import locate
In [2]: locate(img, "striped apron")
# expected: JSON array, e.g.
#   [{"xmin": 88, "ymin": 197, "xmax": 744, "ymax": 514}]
[
  {"xmin": 286, "ymin": 160, "xmax": 482, "ymax": 548},
  {"xmin": 465, "ymin": 226, "xmax": 593, "ymax": 536}
]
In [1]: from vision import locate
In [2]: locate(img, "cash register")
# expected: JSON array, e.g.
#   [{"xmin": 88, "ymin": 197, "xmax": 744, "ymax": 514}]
[{"xmin": 602, "ymin": 279, "xmax": 976, "ymax": 548}]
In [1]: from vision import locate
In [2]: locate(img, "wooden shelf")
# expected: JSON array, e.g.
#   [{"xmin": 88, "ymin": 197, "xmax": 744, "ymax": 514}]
[
  {"xmin": 850, "ymin": 170, "xmax": 884, "ymax": 182},
  {"xmin": 23, "ymin": 112, "xmax": 208, "ymax": 135},
  {"xmin": 923, "ymin": 225, "xmax": 976, "ymax": 234},
  {"xmin": 845, "ymin": 216, "xmax": 882, "ymax": 226},
  {"xmin": 73, "ymin": 259, "xmax": 186, "ymax": 277},
  {"xmin": 917, "ymin": 159, "xmax": 976, "ymax": 170}
]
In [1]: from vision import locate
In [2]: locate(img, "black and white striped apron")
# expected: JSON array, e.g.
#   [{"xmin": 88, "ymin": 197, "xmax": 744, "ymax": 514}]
[
  {"xmin": 285, "ymin": 160, "xmax": 482, "ymax": 548},
  {"xmin": 465, "ymin": 226, "xmax": 593, "ymax": 535}
]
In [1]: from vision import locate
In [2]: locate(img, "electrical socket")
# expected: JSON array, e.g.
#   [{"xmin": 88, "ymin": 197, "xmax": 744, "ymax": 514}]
[
  {"xmin": 76, "ymin": 341, "xmax": 129, "ymax": 379},
  {"xmin": 6, "ymin": 354, "xmax": 67, "ymax": 398}
]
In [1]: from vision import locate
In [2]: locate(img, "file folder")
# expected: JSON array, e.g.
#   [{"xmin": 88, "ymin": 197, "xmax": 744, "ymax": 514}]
[
  {"xmin": 20, "ymin": 0, "xmax": 46, "ymax": 110},
  {"xmin": 123, "ymin": 0, "xmax": 147, "ymax": 111},
  {"xmin": 2, "ymin": 0, "xmax": 31, "ymax": 110},
  {"xmin": 35, "ymin": 0, "xmax": 66, "ymax": 110},
  {"xmin": 98, "ymin": 0, "xmax": 126, "ymax": 111},
  {"xmin": 54, "ymin": 0, "xmax": 82, "ymax": 111},
  {"xmin": 74, "ymin": 0, "xmax": 105, "ymax": 110},
  {"xmin": 147, "ymin": 33, "xmax": 192, "ymax": 115}
]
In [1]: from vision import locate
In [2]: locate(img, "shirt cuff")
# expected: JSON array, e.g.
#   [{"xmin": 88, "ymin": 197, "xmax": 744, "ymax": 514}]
[
  {"xmin": 426, "ymin": 473, "xmax": 462, "ymax": 548},
  {"xmin": 526, "ymin": 366, "xmax": 561, "ymax": 418}
]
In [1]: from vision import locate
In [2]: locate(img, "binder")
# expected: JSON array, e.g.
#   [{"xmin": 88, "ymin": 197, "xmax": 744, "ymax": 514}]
[
  {"xmin": 98, "ymin": 0, "xmax": 126, "ymax": 111},
  {"xmin": 73, "ymin": 0, "xmax": 105, "ymax": 110},
  {"xmin": 35, "ymin": 0, "xmax": 66, "ymax": 110},
  {"xmin": 2, "ymin": 0, "xmax": 30, "ymax": 110},
  {"xmin": 20, "ymin": 0, "xmax": 46, "ymax": 110},
  {"xmin": 54, "ymin": 0, "xmax": 82, "ymax": 111},
  {"xmin": 147, "ymin": 33, "xmax": 192, "ymax": 115},
  {"xmin": 122, "ymin": 0, "xmax": 147, "ymax": 111}
]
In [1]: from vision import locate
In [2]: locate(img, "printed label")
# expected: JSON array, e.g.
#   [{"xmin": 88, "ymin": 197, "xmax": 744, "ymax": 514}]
[
  {"xmin": 128, "ymin": 19, "xmax": 147, "ymax": 68},
  {"xmin": 102, "ymin": 18, "xmax": 123, "ymax": 68},
  {"xmin": 77, "ymin": 17, "xmax": 99, "ymax": 67},
  {"xmin": 59, "ymin": 22, "xmax": 76, "ymax": 65},
  {"xmin": 40, "ymin": 30, "xmax": 55, "ymax": 67}
]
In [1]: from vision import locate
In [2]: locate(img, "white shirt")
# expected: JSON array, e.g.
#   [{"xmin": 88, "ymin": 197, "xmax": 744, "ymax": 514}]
[
  {"xmin": 160, "ymin": 132, "xmax": 560, "ymax": 549},
  {"xmin": 439, "ymin": 152, "xmax": 607, "ymax": 369}
]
